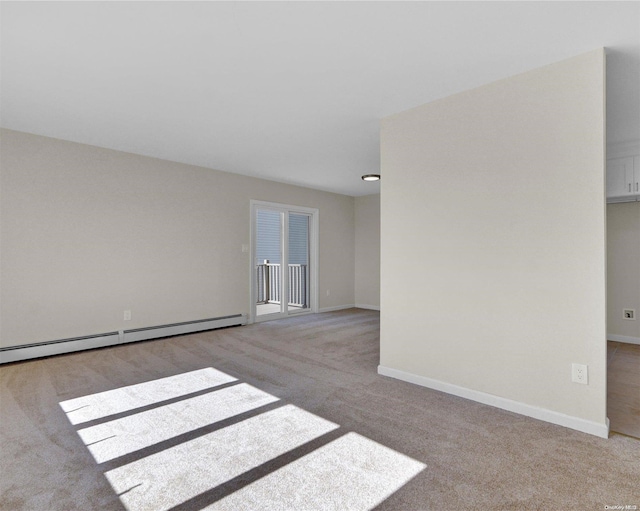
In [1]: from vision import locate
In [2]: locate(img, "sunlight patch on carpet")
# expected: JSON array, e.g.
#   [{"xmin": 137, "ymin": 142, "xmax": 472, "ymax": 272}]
[
  {"xmin": 63, "ymin": 367, "xmax": 426, "ymax": 511},
  {"xmin": 208, "ymin": 432, "xmax": 426, "ymax": 511},
  {"xmin": 104, "ymin": 404, "xmax": 339, "ymax": 511},
  {"xmin": 77, "ymin": 382, "xmax": 279, "ymax": 463},
  {"xmin": 60, "ymin": 367, "xmax": 237, "ymax": 424}
]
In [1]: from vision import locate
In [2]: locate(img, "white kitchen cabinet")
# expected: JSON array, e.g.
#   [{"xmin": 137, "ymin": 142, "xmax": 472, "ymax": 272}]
[{"xmin": 607, "ymin": 156, "xmax": 639, "ymax": 203}]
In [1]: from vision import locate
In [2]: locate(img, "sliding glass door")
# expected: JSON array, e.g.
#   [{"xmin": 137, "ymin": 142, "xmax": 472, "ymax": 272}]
[{"xmin": 252, "ymin": 201, "xmax": 317, "ymax": 321}]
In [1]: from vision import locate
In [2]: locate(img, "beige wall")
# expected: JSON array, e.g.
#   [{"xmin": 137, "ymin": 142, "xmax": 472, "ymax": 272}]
[
  {"xmin": 354, "ymin": 194, "xmax": 380, "ymax": 309},
  {"xmin": 380, "ymin": 50, "xmax": 607, "ymax": 432},
  {"xmin": 607, "ymin": 202, "xmax": 640, "ymax": 342},
  {"xmin": 0, "ymin": 129, "xmax": 355, "ymax": 347}
]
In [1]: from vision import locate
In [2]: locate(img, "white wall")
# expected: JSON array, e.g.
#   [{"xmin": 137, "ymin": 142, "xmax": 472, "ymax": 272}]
[
  {"xmin": 607, "ymin": 202, "xmax": 640, "ymax": 343},
  {"xmin": 379, "ymin": 50, "xmax": 607, "ymax": 436},
  {"xmin": 0, "ymin": 129, "xmax": 355, "ymax": 348},
  {"xmin": 355, "ymin": 194, "xmax": 380, "ymax": 310}
]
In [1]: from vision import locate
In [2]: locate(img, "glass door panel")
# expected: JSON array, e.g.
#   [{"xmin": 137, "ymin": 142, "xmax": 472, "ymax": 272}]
[
  {"xmin": 256, "ymin": 209, "xmax": 283, "ymax": 317},
  {"xmin": 287, "ymin": 213, "xmax": 310, "ymax": 313}
]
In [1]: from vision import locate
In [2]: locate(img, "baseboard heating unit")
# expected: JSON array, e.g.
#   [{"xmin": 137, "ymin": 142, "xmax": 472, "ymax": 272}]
[{"xmin": 0, "ymin": 314, "xmax": 247, "ymax": 364}]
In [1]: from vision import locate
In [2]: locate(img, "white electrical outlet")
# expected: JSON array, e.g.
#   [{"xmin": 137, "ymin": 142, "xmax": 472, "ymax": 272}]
[
  {"xmin": 623, "ymin": 308, "xmax": 636, "ymax": 320},
  {"xmin": 571, "ymin": 363, "xmax": 588, "ymax": 385},
  {"xmin": 124, "ymin": 310, "xmax": 132, "ymax": 321}
]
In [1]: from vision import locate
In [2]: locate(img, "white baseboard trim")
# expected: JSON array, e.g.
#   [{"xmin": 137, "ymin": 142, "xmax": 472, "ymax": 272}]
[
  {"xmin": 319, "ymin": 304, "xmax": 356, "ymax": 313},
  {"xmin": 607, "ymin": 334, "xmax": 640, "ymax": 345},
  {"xmin": 0, "ymin": 314, "xmax": 247, "ymax": 364},
  {"xmin": 355, "ymin": 304, "xmax": 381, "ymax": 311},
  {"xmin": 378, "ymin": 365, "xmax": 609, "ymax": 439}
]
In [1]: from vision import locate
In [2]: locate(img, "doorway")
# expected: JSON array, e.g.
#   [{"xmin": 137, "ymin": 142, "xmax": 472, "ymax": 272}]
[{"xmin": 251, "ymin": 200, "xmax": 318, "ymax": 322}]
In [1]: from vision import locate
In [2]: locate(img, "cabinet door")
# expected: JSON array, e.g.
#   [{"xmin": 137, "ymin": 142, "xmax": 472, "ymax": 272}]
[
  {"xmin": 607, "ymin": 157, "xmax": 635, "ymax": 199},
  {"xmin": 634, "ymin": 156, "xmax": 640, "ymax": 195}
]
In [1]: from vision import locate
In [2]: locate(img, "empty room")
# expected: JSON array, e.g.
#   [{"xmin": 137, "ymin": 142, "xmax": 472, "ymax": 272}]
[{"xmin": 1, "ymin": 2, "xmax": 639, "ymax": 510}]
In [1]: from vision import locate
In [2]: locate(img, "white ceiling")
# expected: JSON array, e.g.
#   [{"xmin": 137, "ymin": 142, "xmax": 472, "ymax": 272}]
[{"xmin": 2, "ymin": 1, "xmax": 639, "ymax": 196}]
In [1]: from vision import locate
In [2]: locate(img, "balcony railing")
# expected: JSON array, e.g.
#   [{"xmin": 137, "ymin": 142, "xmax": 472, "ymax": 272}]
[{"xmin": 257, "ymin": 261, "xmax": 308, "ymax": 307}]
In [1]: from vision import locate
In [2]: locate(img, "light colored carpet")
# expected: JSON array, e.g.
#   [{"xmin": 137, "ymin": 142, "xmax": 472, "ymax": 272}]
[{"xmin": 1, "ymin": 309, "xmax": 638, "ymax": 510}]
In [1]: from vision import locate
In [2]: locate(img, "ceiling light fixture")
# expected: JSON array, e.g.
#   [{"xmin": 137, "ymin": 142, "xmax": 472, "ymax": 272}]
[{"xmin": 361, "ymin": 174, "xmax": 381, "ymax": 182}]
